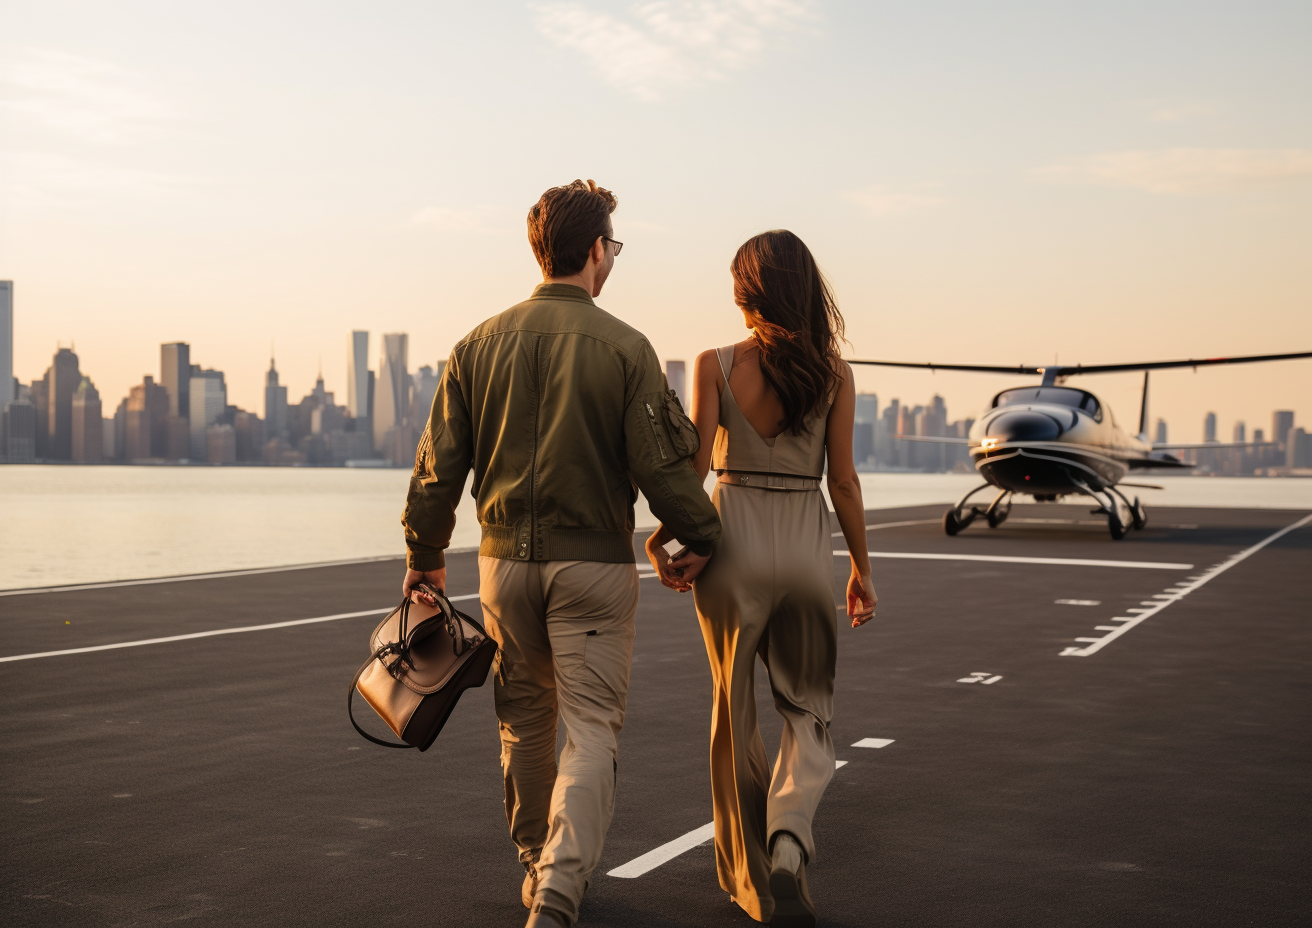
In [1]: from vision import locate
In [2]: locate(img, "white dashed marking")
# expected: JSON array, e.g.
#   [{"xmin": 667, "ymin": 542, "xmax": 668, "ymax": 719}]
[
  {"xmin": 852, "ymin": 738, "xmax": 895, "ymax": 749},
  {"xmin": 1055, "ymin": 599, "xmax": 1101, "ymax": 606},
  {"xmin": 1061, "ymin": 513, "xmax": 1312, "ymax": 657}
]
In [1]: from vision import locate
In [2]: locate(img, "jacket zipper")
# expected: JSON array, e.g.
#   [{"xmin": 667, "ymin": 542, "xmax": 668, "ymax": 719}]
[{"xmin": 645, "ymin": 402, "xmax": 667, "ymax": 460}]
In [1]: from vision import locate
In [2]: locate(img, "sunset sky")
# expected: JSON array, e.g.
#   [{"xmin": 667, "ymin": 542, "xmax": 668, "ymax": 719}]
[{"xmin": 2, "ymin": 1, "xmax": 1309, "ymax": 442}]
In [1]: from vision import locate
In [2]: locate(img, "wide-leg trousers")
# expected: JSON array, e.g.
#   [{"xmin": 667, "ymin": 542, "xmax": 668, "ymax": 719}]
[
  {"xmin": 478, "ymin": 557, "xmax": 640, "ymax": 925},
  {"xmin": 692, "ymin": 484, "xmax": 838, "ymax": 923}
]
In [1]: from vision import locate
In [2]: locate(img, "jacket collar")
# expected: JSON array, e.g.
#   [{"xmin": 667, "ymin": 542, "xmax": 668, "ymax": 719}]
[{"xmin": 531, "ymin": 282, "xmax": 595, "ymax": 304}]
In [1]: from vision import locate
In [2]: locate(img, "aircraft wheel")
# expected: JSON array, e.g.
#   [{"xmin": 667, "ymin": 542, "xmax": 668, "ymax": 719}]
[
  {"xmin": 1131, "ymin": 497, "xmax": 1147, "ymax": 530},
  {"xmin": 1108, "ymin": 508, "xmax": 1126, "ymax": 540},
  {"xmin": 943, "ymin": 509, "xmax": 964, "ymax": 536}
]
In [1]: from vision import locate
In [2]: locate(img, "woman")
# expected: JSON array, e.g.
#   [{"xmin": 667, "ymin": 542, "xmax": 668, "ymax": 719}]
[{"xmin": 647, "ymin": 230, "xmax": 877, "ymax": 928}]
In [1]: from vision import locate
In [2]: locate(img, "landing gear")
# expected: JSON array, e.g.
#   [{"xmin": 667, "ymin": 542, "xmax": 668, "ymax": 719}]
[
  {"xmin": 943, "ymin": 509, "xmax": 973, "ymax": 535},
  {"xmin": 1109, "ymin": 486, "xmax": 1148, "ymax": 530},
  {"xmin": 986, "ymin": 493, "xmax": 1012, "ymax": 529},
  {"xmin": 943, "ymin": 484, "xmax": 1007, "ymax": 536},
  {"xmin": 1070, "ymin": 476, "xmax": 1147, "ymax": 540}
]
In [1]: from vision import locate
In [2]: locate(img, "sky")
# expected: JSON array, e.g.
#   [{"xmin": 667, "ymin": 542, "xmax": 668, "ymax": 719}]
[{"xmin": 1, "ymin": 0, "xmax": 1309, "ymax": 442}]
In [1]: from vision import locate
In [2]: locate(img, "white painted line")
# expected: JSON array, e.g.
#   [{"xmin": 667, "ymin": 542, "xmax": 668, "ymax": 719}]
[
  {"xmin": 982, "ymin": 675, "xmax": 1002, "ymax": 684},
  {"xmin": 1055, "ymin": 599, "xmax": 1101, "ymax": 606},
  {"xmin": 1061, "ymin": 511, "xmax": 1312, "ymax": 657},
  {"xmin": 0, "ymin": 555, "xmax": 413, "ymax": 597},
  {"xmin": 833, "ymin": 519, "xmax": 939, "ymax": 536},
  {"xmin": 0, "ymin": 594, "xmax": 482, "ymax": 663},
  {"xmin": 608, "ymin": 822, "xmax": 716, "ymax": 878},
  {"xmin": 835, "ymin": 551, "xmax": 1192, "ymax": 570},
  {"xmin": 0, "ymin": 571, "xmax": 670, "ymax": 663},
  {"xmin": 610, "ymin": 756, "xmax": 859, "ymax": 879},
  {"xmin": 852, "ymin": 738, "xmax": 895, "ymax": 749}
]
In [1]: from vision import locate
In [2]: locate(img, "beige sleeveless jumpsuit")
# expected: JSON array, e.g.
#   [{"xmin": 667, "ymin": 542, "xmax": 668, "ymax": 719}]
[{"xmin": 692, "ymin": 346, "xmax": 839, "ymax": 923}]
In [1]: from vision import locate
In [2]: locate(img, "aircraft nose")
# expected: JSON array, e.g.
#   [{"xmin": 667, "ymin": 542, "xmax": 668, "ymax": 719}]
[{"xmin": 986, "ymin": 410, "xmax": 1063, "ymax": 442}]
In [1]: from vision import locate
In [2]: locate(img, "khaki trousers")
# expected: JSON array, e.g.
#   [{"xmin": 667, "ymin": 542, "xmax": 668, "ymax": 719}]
[{"xmin": 478, "ymin": 556, "xmax": 640, "ymax": 925}]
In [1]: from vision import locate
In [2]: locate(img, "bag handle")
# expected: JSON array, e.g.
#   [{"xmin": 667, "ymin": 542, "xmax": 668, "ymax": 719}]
[{"xmin": 347, "ymin": 596, "xmax": 417, "ymax": 749}]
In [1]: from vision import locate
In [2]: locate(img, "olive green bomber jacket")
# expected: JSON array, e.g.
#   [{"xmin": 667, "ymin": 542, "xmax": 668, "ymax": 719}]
[{"xmin": 403, "ymin": 283, "xmax": 722, "ymax": 570}]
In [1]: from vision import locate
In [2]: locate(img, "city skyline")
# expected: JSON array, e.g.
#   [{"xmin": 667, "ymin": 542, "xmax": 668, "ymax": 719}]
[{"xmin": 5, "ymin": 311, "xmax": 1308, "ymax": 472}]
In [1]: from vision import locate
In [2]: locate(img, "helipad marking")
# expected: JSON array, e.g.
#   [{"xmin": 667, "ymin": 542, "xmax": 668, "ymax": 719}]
[
  {"xmin": 852, "ymin": 737, "xmax": 895, "ymax": 749},
  {"xmin": 957, "ymin": 672, "xmax": 1002, "ymax": 684},
  {"xmin": 1061, "ymin": 512, "xmax": 1312, "ymax": 657},
  {"xmin": 836, "ymin": 551, "xmax": 1192, "ymax": 570},
  {"xmin": 1055, "ymin": 599, "xmax": 1101, "ymax": 606},
  {"xmin": 832, "ymin": 519, "xmax": 939, "ymax": 536},
  {"xmin": 0, "ymin": 572, "xmax": 670, "ymax": 663},
  {"xmin": 609, "ymin": 757, "xmax": 857, "ymax": 879}
]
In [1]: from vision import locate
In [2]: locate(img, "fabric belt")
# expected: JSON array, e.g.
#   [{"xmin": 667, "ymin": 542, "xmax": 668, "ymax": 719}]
[{"xmin": 716, "ymin": 469, "xmax": 822, "ymax": 491}]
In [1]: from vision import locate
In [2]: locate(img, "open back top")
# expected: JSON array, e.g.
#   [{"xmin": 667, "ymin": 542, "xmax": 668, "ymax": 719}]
[{"xmin": 710, "ymin": 344, "xmax": 829, "ymax": 480}]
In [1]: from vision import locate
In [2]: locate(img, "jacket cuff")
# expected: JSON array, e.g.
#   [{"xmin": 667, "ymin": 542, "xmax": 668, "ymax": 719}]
[
  {"xmin": 686, "ymin": 540, "xmax": 714, "ymax": 558},
  {"xmin": 407, "ymin": 549, "xmax": 446, "ymax": 571}
]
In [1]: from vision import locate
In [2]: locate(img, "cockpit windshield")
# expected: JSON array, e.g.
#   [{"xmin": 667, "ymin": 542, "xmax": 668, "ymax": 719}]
[{"xmin": 993, "ymin": 387, "xmax": 1101, "ymax": 419}]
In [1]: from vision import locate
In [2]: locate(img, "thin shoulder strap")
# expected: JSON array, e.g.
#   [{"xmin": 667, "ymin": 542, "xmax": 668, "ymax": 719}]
[{"xmin": 715, "ymin": 345, "xmax": 734, "ymax": 385}]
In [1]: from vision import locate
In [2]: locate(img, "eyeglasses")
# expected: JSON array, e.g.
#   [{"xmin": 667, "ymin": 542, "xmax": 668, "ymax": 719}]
[{"xmin": 602, "ymin": 236, "xmax": 623, "ymax": 255}]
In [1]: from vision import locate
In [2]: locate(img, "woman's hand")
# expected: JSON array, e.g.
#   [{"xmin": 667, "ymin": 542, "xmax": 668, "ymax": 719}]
[
  {"xmin": 645, "ymin": 530, "xmax": 691, "ymax": 592},
  {"xmin": 847, "ymin": 570, "xmax": 877, "ymax": 628}
]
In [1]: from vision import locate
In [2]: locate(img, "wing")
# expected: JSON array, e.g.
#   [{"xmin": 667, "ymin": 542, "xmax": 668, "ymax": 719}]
[
  {"xmin": 1152, "ymin": 441, "xmax": 1275, "ymax": 450},
  {"xmin": 893, "ymin": 435, "xmax": 972, "ymax": 445}
]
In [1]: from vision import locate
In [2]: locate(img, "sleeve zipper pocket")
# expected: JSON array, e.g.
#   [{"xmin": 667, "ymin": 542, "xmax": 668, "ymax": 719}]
[{"xmin": 645, "ymin": 402, "xmax": 668, "ymax": 460}]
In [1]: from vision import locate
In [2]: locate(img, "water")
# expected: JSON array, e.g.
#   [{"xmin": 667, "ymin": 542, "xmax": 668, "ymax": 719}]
[{"xmin": 1, "ymin": 465, "xmax": 1308, "ymax": 591}]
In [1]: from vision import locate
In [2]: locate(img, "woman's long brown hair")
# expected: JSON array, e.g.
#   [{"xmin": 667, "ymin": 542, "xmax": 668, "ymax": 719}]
[{"xmin": 730, "ymin": 230, "xmax": 845, "ymax": 434}]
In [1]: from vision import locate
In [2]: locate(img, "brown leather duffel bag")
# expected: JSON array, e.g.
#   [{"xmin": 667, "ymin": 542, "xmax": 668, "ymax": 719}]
[{"xmin": 348, "ymin": 592, "xmax": 496, "ymax": 751}]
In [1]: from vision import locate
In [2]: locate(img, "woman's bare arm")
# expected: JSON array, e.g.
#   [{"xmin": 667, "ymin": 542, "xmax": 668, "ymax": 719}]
[{"xmin": 825, "ymin": 364, "xmax": 878, "ymax": 626}]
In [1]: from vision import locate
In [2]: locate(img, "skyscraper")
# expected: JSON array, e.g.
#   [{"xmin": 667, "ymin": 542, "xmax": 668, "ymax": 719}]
[
  {"xmin": 1204, "ymin": 412, "xmax": 1217, "ymax": 443},
  {"xmin": 1273, "ymin": 410, "xmax": 1295, "ymax": 449},
  {"xmin": 1154, "ymin": 418, "xmax": 1168, "ymax": 444},
  {"xmin": 46, "ymin": 347, "xmax": 82, "ymax": 461},
  {"xmin": 264, "ymin": 356, "xmax": 288, "ymax": 440},
  {"xmin": 189, "ymin": 369, "xmax": 226, "ymax": 460},
  {"xmin": 160, "ymin": 342, "xmax": 191, "ymax": 420},
  {"xmin": 665, "ymin": 360, "xmax": 687, "ymax": 408},
  {"xmin": 347, "ymin": 330, "xmax": 370, "ymax": 419},
  {"xmin": 126, "ymin": 376, "xmax": 168, "ymax": 460},
  {"xmin": 855, "ymin": 392, "xmax": 878, "ymax": 424},
  {"xmin": 0, "ymin": 281, "xmax": 13, "ymax": 409},
  {"xmin": 374, "ymin": 333, "xmax": 410, "ymax": 448},
  {"xmin": 1233, "ymin": 421, "xmax": 1246, "ymax": 443},
  {"xmin": 71, "ymin": 378, "xmax": 104, "ymax": 463},
  {"xmin": 412, "ymin": 365, "xmax": 439, "ymax": 425}
]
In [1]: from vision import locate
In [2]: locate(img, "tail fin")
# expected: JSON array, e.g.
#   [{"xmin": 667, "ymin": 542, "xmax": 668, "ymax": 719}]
[{"xmin": 1137, "ymin": 371, "xmax": 1150, "ymax": 443}]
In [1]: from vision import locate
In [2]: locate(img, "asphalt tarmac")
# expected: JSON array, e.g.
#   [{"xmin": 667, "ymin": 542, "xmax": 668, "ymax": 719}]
[{"xmin": 2, "ymin": 503, "xmax": 1310, "ymax": 928}]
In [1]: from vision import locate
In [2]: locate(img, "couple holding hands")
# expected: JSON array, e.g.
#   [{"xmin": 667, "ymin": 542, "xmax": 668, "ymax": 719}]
[{"xmin": 401, "ymin": 179, "xmax": 877, "ymax": 928}]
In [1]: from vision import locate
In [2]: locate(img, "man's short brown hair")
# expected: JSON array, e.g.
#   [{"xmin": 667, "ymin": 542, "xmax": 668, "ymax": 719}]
[{"xmin": 527, "ymin": 179, "xmax": 617, "ymax": 278}]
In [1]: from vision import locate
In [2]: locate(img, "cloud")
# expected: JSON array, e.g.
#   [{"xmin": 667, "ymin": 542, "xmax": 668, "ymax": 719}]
[
  {"xmin": 847, "ymin": 183, "xmax": 947, "ymax": 217},
  {"xmin": 4, "ymin": 151, "xmax": 205, "ymax": 204},
  {"xmin": 532, "ymin": 0, "xmax": 816, "ymax": 100},
  {"xmin": 410, "ymin": 206, "xmax": 507, "ymax": 232},
  {"xmin": 1038, "ymin": 148, "xmax": 1312, "ymax": 194},
  {"xmin": 1, "ymin": 48, "xmax": 175, "ymax": 145},
  {"xmin": 1146, "ymin": 102, "xmax": 1214, "ymax": 124}
]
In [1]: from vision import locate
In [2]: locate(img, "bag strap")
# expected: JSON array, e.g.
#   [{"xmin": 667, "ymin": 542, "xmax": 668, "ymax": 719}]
[{"xmin": 347, "ymin": 597, "xmax": 417, "ymax": 749}]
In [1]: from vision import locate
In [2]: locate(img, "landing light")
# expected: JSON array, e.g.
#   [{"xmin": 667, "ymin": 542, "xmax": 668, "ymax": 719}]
[{"xmin": 980, "ymin": 438, "xmax": 1000, "ymax": 450}]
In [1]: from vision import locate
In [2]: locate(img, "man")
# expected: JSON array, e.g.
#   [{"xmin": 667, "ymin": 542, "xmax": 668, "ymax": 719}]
[{"xmin": 402, "ymin": 179, "xmax": 721, "ymax": 927}]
